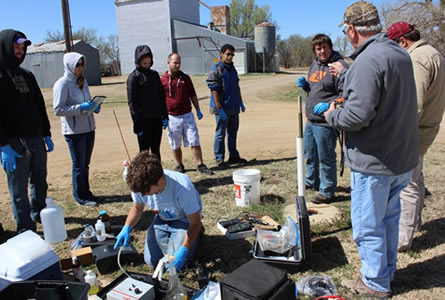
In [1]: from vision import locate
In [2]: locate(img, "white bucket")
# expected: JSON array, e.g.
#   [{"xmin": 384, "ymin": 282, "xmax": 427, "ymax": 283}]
[{"xmin": 233, "ymin": 169, "xmax": 261, "ymax": 207}]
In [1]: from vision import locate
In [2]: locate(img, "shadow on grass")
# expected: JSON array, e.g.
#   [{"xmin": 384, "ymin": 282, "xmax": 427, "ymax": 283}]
[
  {"xmin": 411, "ymin": 217, "xmax": 445, "ymax": 252},
  {"xmin": 96, "ymin": 194, "xmax": 132, "ymax": 204},
  {"xmin": 393, "ymin": 254, "xmax": 445, "ymax": 295},
  {"xmin": 261, "ymin": 194, "xmax": 286, "ymax": 204}
]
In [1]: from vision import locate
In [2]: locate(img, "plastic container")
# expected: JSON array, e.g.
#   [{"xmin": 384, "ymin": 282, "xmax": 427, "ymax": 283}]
[
  {"xmin": 232, "ymin": 169, "xmax": 261, "ymax": 207},
  {"xmin": 99, "ymin": 210, "xmax": 111, "ymax": 233},
  {"xmin": 40, "ymin": 197, "xmax": 67, "ymax": 244},
  {"xmin": 95, "ymin": 220, "xmax": 106, "ymax": 242},
  {"xmin": 72, "ymin": 256, "xmax": 85, "ymax": 282},
  {"xmin": 83, "ymin": 224, "xmax": 97, "ymax": 243},
  {"xmin": 84, "ymin": 270, "xmax": 99, "ymax": 295}
]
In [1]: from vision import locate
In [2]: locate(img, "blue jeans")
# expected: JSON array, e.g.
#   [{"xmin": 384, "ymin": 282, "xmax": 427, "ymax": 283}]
[
  {"xmin": 304, "ymin": 122, "xmax": 337, "ymax": 198},
  {"xmin": 3, "ymin": 137, "xmax": 47, "ymax": 232},
  {"xmin": 351, "ymin": 170, "xmax": 412, "ymax": 292},
  {"xmin": 144, "ymin": 215, "xmax": 199, "ymax": 267},
  {"xmin": 214, "ymin": 111, "xmax": 240, "ymax": 162},
  {"xmin": 64, "ymin": 131, "xmax": 95, "ymax": 204}
]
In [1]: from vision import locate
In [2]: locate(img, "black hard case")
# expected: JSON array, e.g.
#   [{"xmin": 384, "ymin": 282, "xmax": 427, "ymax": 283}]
[{"xmin": 253, "ymin": 196, "xmax": 311, "ymax": 272}]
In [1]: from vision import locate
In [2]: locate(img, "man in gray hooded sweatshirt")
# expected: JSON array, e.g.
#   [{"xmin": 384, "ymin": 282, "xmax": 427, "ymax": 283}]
[{"xmin": 0, "ymin": 29, "xmax": 53, "ymax": 232}]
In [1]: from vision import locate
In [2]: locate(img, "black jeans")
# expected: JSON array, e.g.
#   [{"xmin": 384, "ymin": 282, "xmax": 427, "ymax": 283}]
[{"xmin": 137, "ymin": 119, "xmax": 162, "ymax": 159}]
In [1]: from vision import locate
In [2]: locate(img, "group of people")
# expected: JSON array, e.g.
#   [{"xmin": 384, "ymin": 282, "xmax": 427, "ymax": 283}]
[
  {"xmin": 1, "ymin": 0, "xmax": 445, "ymax": 296},
  {"xmin": 298, "ymin": 1, "xmax": 445, "ymax": 298}
]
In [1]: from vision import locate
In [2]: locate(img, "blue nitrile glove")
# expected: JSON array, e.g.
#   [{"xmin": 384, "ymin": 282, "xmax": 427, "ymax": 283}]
[
  {"xmin": 240, "ymin": 102, "xmax": 246, "ymax": 112},
  {"xmin": 196, "ymin": 109, "xmax": 203, "ymax": 120},
  {"xmin": 313, "ymin": 103, "xmax": 329, "ymax": 115},
  {"xmin": 136, "ymin": 131, "xmax": 143, "ymax": 136},
  {"xmin": 162, "ymin": 119, "xmax": 169, "ymax": 129},
  {"xmin": 114, "ymin": 225, "xmax": 131, "ymax": 250},
  {"xmin": 94, "ymin": 103, "xmax": 101, "ymax": 113},
  {"xmin": 173, "ymin": 245, "xmax": 189, "ymax": 271},
  {"xmin": 296, "ymin": 77, "xmax": 309, "ymax": 89},
  {"xmin": 44, "ymin": 136, "xmax": 54, "ymax": 152},
  {"xmin": 0, "ymin": 145, "xmax": 23, "ymax": 172},
  {"xmin": 218, "ymin": 109, "xmax": 227, "ymax": 121},
  {"xmin": 79, "ymin": 101, "xmax": 94, "ymax": 111}
]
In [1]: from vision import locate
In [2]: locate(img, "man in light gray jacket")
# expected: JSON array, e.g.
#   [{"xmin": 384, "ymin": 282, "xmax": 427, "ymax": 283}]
[{"xmin": 325, "ymin": 1, "xmax": 419, "ymax": 298}]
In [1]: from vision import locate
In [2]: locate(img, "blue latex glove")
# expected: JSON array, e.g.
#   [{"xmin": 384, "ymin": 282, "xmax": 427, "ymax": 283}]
[
  {"xmin": 94, "ymin": 103, "xmax": 101, "ymax": 113},
  {"xmin": 313, "ymin": 103, "xmax": 329, "ymax": 115},
  {"xmin": 79, "ymin": 101, "xmax": 94, "ymax": 111},
  {"xmin": 196, "ymin": 109, "xmax": 203, "ymax": 120},
  {"xmin": 240, "ymin": 102, "xmax": 246, "ymax": 112},
  {"xmin": 162, "ymin": 119, "xmax": 169, "ymax": 129},
  {"xmin": 136, "ymin": 131, "xmax": 143, "ymax": 136},
  {"xmin": 173, "ymin": 245, "xmax": 189, "ymax": 271},
  {"xmin": 44, "ymin": 136, "xmax": 54, "ymax": 152},
  {"xmin": 0, "ymin": 145, "xmax": 23, "ymax": 172},
  {"xmin": 114, "ymin": 225, "xmax": 131, "ymax": 249},
  {"xmin": 218, "ymin": 109, "xmax": 227, "ymax": 121},
  {"xmin": 296, "ymin": 77, "xmax": 309, "ymax": 89}
]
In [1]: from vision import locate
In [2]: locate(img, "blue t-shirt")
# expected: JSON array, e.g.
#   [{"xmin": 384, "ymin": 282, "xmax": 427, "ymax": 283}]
[{"xmin": 131, "ymin": 170, "xmax": 202, "ymax": 223}]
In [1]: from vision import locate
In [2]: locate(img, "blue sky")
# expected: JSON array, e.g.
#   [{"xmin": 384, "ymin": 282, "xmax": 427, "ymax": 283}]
[{"xmin": 1, "ymin": 0, "xmax": 401, "ymax": 44}]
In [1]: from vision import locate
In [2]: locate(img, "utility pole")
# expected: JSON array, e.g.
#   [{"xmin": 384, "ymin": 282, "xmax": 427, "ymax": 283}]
[{"xmin": 61, "ymin": 0, "xmax": 74, "ymax": 52}]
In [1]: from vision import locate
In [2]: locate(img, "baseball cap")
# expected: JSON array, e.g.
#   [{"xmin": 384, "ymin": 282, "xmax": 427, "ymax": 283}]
[
  {"xmin": 339, "ymin": 0, "xmax": 380, "ymax": 27},
  {"xmin": 387, "ymin": 22, "xmax": 414, "ymax": 40},
  {"xmin": 13, "ymin": 33, "xmax": 31, "ymax": 46}
]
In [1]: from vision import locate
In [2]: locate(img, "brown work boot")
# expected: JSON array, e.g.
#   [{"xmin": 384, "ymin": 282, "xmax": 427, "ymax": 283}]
[
  {"xmin": 312, "ymin": 193, "xmax": 333, "ymax": 204},
  {"xmin": 341, "ymin": 276, "xmax": 391, "ymax": 299}
]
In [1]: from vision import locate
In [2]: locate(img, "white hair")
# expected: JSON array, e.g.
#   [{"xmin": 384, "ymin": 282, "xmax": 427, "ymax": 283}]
[{"xmin": 354, "ymin": 23, "xmax": 383, "ymax": 34}]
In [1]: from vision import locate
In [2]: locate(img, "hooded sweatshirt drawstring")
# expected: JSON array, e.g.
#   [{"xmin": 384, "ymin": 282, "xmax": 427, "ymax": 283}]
[{"xmin": 168, "ymin": 74, "xmax": 181, "ymax": 97}]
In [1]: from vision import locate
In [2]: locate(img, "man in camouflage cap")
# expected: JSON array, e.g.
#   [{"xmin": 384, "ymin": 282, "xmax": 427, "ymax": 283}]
[{"xmin": 325, "ymin": 1, "xmax": 419, "ymax": 298}]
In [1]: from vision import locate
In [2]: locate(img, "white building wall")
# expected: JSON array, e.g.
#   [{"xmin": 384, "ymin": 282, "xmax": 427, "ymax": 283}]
[{"xmin": 115, "ymin": 0, "xmax": 172, "ymax": 74}]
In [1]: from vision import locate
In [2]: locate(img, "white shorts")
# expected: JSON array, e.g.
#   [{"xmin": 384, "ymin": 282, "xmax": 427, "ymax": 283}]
[{"xmin": 167, "ymin": 112, "xmax": 200, "ymax": 150}]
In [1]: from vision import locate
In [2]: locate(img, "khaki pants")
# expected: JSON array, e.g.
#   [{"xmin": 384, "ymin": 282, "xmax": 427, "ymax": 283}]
[{"xmin": 398, "ymin": 156, "xmax": 424, "ymax": 251}]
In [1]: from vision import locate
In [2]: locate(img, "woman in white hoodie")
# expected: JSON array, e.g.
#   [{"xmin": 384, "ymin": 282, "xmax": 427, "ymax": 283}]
[{"xmin": 53, "ymin": 52, "xmax": 101, "ymax": 206}]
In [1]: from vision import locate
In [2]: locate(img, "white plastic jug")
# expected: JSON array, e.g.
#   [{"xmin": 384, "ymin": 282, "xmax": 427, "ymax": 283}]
[
  {"xmin": 84, "ymin": 270, "xmax": 99, "ymax": 295},
  {"xmin": 40, "ymin": 197, "xmax": 67, "ymax": 243},
  {"xmin": 232, "ymin": 169, "xmax": 261, "ymax": 207},
  {"xmin": 95, "ymin": 220, "xmax": 106, "ymax": 242}
]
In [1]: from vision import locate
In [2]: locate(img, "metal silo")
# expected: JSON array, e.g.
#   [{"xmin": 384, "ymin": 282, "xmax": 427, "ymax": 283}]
[{"xmin": 254, "ymin": 22, "xmax": 277, "ymax": 72}]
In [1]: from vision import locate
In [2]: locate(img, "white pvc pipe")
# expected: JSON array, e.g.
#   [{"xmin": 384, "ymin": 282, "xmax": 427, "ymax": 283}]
[{"xmin": 296, "ymin": 137, "xmax": 305, "ymax": 197}]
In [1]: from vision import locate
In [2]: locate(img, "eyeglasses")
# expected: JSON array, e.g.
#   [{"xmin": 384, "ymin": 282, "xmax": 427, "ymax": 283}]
[
  {"xmin": 342, "ymin": 25, "xmax": 350, "ymax": 35},
  {"xmin": 75, "ymin": 62, "xmax": 84, "ymax": 68},
  {"xmin": 225, "ymin": 52, "xmax": 235, "ymax": 57}
]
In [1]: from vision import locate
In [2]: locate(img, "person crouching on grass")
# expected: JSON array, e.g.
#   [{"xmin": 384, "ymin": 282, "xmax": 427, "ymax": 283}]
[{"xmin": 114, "ymin": 151, "xmax": 202, "ymax": 271}]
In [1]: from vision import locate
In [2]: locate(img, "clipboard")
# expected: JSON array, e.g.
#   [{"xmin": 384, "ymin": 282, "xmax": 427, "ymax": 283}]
[{"xmin": 86, "ymin": 95, "xmax": 106, "ymax": 115}]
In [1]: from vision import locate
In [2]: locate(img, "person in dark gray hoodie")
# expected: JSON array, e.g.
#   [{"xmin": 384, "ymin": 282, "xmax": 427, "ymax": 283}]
[
  {"xmin": 296, "ymin": 34, "xmax": 348, "ymax": 204},
  {"xmin": 127, "ymin": 45, "xmax": 168, "ymax": 158}
]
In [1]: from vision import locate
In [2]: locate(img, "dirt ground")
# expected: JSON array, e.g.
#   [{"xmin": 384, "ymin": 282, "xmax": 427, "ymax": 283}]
[{"xmin": 1, "ymin": 72, "xmax": 445, "ymax": 298}]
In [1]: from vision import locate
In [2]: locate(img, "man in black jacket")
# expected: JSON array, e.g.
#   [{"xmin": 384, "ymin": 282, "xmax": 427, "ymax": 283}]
[
  {"xmin": 127, "ymin": 45, "xmax": 168, "ymax": 157},
  {"xmin": 0, "ymin": 29, "xmax": 53, "ymax": 232}
]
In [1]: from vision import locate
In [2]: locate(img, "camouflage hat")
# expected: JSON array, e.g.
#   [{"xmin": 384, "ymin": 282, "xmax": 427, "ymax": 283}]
[{"xmin": 339, "ymin": 0, "xmax": 380, "ymax": 27}]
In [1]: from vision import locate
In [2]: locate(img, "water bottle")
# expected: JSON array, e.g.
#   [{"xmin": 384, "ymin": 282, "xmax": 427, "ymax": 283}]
[
  {"xmin": 95, "ymin": 219, "xmax": 106, "ymax": 242},
  {"xmin": 40, "ymin": 197, "xmax": 67, "ymax": 243},
  {"xmin": 84, "ymin": 270, "xmax": 99, "ymax": 295}
]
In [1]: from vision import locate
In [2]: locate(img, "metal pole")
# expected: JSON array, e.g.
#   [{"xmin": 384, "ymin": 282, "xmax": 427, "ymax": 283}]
[
  {"xmin": 61, "ymin": 0, "xmax": 73, "ymax": 52},
  {"xmin": 296, "ymin": 96, "xmax": 305, "ymax": 197}
]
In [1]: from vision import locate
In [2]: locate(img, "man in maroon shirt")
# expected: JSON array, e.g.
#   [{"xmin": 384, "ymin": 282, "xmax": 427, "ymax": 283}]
[{"xmin": 161, "ymin": 53, "xmax": 213, "ymax": 175}]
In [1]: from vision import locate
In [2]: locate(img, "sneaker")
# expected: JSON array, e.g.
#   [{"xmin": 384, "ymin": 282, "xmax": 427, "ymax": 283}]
[
  {"xmin": 341, "ymin": 276, "xmax": 391, "ymax": 299},
  {"xmin": 77, "ymin": 200, "xmax": 96, "ymax": 207},
  {"xmin": 227, "ymin": 157, "xmax": 248, "ymax": 165},
  {"xmin": 175, "ymin": 163, "xmax": 185, "ymax": 173},
  {"xmin": 312, "ymin": 193, "xmax": 333, "ymax": 204},
  {"xmin": 196, "ymin": 164, "xmax": 214, "ymax": 175},
  {"xmin": 216, "ymin": 160, "xmax": 228, "ymax": 169}
]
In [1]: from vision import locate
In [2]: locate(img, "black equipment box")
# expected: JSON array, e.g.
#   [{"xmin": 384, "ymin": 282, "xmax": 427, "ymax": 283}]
[
  {"xmin": 0, "ymin": 280, "xmax": 89, "ymax": 300},
  {"xmin": 92, "ymin": 243, "xmax": 139, "ymax": 274},
  {"xmin": 97, "ymin": 271, "xmax": 197, "ymax": 299},
  {"xmin": 219, "ymin": 259, "xmax": 295, "ymax": 300},
  {"xmin": 253, "ymin": 196, "xmax": 311, "ymax": 272}
]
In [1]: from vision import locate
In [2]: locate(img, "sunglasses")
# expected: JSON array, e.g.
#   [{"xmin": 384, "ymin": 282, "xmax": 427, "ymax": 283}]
[
  {"xmin": 75, "ymin": 62, "xmax": 84, "ymax": 68},
  {"xmin": 342, "ymin": 25, "xmax": 350, "ymax": 35},
  {"xmin": 225, "ymin": 52, "xmax": 235, "ymax": 57}
]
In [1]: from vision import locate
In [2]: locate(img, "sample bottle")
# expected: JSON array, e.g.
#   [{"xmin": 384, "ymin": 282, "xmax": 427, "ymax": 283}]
[
  {"xmin": 98, "ymin": 210, "xmax": 111, "ymax": 233},
  {"xmin": 72, "ymin": 256, "xmax": 85, "ymax": 282},
  {"xmin": 165, "ymin": 265, "xmax": 188, "ymax": 300},
  {"xmin": 84, "ymin": 270, "xmax": 99, "ymax": 295},
  {"xmin": 95, "ymin": 219, "xmax": 106, "ymax": 242},
  {"xmin": 40, "ymin": 197, "xmax": 67, "ymax": 243}
]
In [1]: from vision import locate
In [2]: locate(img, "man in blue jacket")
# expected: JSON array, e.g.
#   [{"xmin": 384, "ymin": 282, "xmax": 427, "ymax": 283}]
[
  {"xmin": 207, "ymin": 44, "xmax": 247, "ymax": 168},
  {"xmin": 325, "ymin": 1, "xmax": 418, "ymax": 298}
]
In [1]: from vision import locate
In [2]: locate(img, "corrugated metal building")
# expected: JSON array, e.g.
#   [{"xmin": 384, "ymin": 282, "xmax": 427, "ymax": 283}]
[
  {"xmin": 21, "ymin": 40, "xmax": 101, "ymax": 88},
  {"xmin": 115, "ymin": 0, "xmax": 255, "ymax": 75}
]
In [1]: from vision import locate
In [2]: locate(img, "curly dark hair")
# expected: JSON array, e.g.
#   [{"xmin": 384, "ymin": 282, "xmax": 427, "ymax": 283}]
[{"xmin": 126, "ymin": 151, "xmax": 164, "ymax": 194}]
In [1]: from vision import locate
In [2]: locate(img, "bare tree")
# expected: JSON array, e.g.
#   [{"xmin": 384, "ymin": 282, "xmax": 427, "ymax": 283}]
[
  {"xmin": 333, "ymin": 35, "xmax": 353, "ymax": 57},
  {"xmin": 229, "ymin": 0, "xmax": 274, "ymax": 39}
]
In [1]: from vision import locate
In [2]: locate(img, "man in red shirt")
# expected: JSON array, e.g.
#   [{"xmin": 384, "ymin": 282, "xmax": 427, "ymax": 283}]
[{"xmin": 161, "ymin": 53, "xmax": 213, "ymax": 174}]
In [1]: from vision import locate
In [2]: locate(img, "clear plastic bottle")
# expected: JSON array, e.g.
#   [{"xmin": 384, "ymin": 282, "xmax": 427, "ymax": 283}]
[
  {"xmin": 98, "ymin": 210, "xmax": 111, "ymax": 233},
  {"xmin": 40, "ymin": 197, "xmax": 67, "ymax": 243},
  {"xmin": 165, "ymin": 265, "xmax": 188, "ymax": 300},
  {"xmin": 84, "ymin": 270, "xmax": 99, "ymax": 295},
  {"xmin": 95, "ymin": 219, "xmax": 106, "ymax": 242},
  {"xmin": 72, "ymin": 256, "xmax": 85, "ymax": 282}
]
